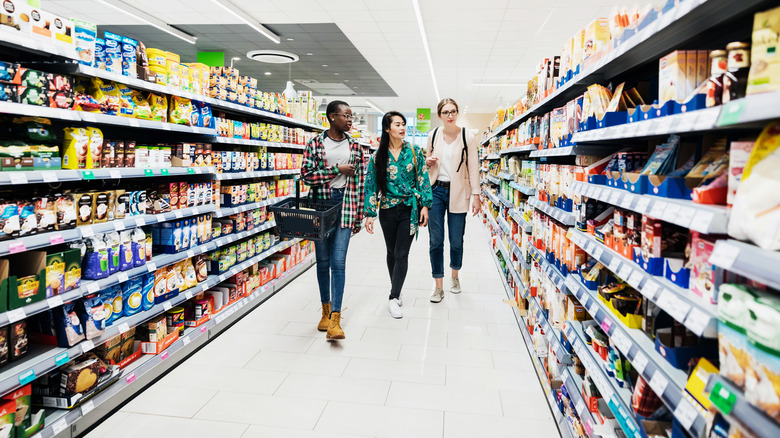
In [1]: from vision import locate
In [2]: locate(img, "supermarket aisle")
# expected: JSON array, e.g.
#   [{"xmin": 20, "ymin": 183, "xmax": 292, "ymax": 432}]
[{"xmin": 85, "ymin": 217, "xmax": 559, "ymax": 438}]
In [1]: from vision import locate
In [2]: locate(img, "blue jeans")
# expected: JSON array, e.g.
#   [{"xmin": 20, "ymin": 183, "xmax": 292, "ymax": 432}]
[
  {"xmin": 429, "ymin": 184, "xmax": 466, "ymax": 279},
  {"xmin": 314, "ymin": 189, "xmax": 351, "ymax": 313}
]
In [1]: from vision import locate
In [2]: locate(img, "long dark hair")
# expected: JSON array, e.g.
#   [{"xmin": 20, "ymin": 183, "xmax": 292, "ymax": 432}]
[{"xmin": 375, "ymin": 111, "xmax": 406, "ymax": 195}]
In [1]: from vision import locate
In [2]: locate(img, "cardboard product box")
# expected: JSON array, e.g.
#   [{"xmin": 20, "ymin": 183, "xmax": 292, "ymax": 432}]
[
  {"xmin": 140, "ymin": 328, "xmax": 178, "ymax": 354},
  {"xmin": 728, "ymin": 140, "xmax": 755, "ymax": 206},
  {"xmin": 94, "ymin": 334, "xmax": 122, "ymax": 364},
  {"xmin": 10, "ymin": 319, "xmax": 28, "ymax": 362},
  {"xmin": 685, "ymin": 50, "xmax": 698, "ymax": 97},
  {"xmin": 641, "ymin": 216, "xmax": 663, "ymax": 259},
  {"xmin": 0, "ymin": 397, "xmax": 15, "ymax": 438},
  {"xmin": 747, "ymin": 5, "xmax": 780, "ymax": 95},
  {"xmin": 2, "ymin": 383, "xmax": 32, "ymax": 434},
  {"xmin": 697, "ymin": 50, "xmax": 709, "ymax": 89},
  {"xmin": 659, "ymin": 50, "xmax": 687, "ymax": 103},
  {"xmin": 142, "ymin": 315, "xmax": 167, "ymax": 342},
  {"xmin": 7, "ymin": 251, "xmax": 46, "ymax": 309},
  {"xmin": 119, "ymin": 326, "xmax": 136, "ymax": 359}
]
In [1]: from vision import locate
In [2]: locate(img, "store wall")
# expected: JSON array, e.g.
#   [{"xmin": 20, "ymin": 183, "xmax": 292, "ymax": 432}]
[{"xmin": 430, "ymin": 112, "xmax": 493, "ymax": 134}]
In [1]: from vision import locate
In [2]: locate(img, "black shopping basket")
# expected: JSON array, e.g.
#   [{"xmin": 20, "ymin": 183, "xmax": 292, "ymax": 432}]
[{"xmin": 268, "ymin": 179, "xmax": 341, "ymax": 241}]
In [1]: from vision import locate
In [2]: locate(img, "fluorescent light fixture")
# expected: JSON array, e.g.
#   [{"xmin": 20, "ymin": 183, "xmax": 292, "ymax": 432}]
[
  {"xmin": 97, "ymin": 0, "xmax": 197, "ymax": 44},
  {"xmin": 366, "ymin": 100, "xmax": 385, "ymax": 114},
  {"xmin": 472, "ymin": 83, "xmax": 527, "ymax": 86},
  {"xmin": 210, "ymin": 0, "xmax": 280, "ymax": 44},
  {"xmin": 411, "ymin": 0, "xmax": 440, "ymax": 102},
  {"xmin": 264, "ymin": 72, "xmax": 272, "ymax": 75}
]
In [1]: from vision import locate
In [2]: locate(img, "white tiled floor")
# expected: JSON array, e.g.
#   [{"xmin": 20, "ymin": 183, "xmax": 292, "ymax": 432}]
[{"xmin": 85, "ymin": 217, "xmax": 560, "ymax": 438}]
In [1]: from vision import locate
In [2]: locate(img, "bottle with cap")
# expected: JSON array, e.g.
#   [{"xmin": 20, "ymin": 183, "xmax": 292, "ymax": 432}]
[{"xmin": 722, "ymin": 42, "xmax": 751, "ymax": 104}]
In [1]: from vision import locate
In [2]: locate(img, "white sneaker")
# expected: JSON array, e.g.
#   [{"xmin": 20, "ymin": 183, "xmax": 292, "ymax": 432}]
[
  {"xmin": 388, "ymin": 299, "xmax": 403, "ymax": 319},
  {"xmin": 398, "ymin": 295, "xmax": 403, "ymax": 307},
  {"xmin": 430, "ymin": 287, "xmax": 445, "ymax": 303},
  {"xmin": 451, "ymin": 278, "xmax": 462, "ymax": 294}
]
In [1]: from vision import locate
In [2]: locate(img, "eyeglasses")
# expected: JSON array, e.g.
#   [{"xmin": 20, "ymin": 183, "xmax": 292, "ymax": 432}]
[
  {"xmin": 335, "ymin": 113, "xmax": 354, "ymax": 121},
  {"xmin": 441, "ymin": 110, "xmax": 458, "ymax": 117}
]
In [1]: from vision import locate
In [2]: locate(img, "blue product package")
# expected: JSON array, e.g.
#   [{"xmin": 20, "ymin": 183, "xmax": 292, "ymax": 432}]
[
  {"xmin": 123, "ymin": 276, "xmax": 144, "ymax": 316},
  {"xmin": 132, "ymin": 228, "xmax": 146, "ymax": 267},
  {"xmin": 189, "ymin": 219, "xmax": 198, "ymax": 249},
  {"xmin": 100, "ymin": 287, "xmax": 116, "ymax": 325},
  {"xmin": 106, "ymin": 233, "xmax": 120, "ymax": 274},
  {"xmin": 79, "ymin": 294, "xmax": 107, "ymax": 338},
  {"xmin": 197, "ymin": 101, "xmax": 213, "ymax": 128},
  {"xmin": 190, "ymin": 103, "xmax": 200, "ymax": 127},
  {"xmin": 181, "ymin": 218, "xmax": 191, "ymax": 250},
  {"xmin": 121, "ymin": 36, "xmax": 137, "ymax": 78},
  {"xmin": 93, "ymin": 38, "xmax": 107, "ymax": 70},
  {"xmin": 141, "ymin": 273, "xmax": 155, "ymax": 311},
  {"xmin": 84, "ymin": 236, "xmax": 109, "ymax": 279},
  {"xmin": 103, "ymin": 32, "xmax": 123, "ymax": 75},
  {"xmin": 119, "ymin": 231, "xmax": 134, "ymax": 271},
  {"xmin": 56, "ymin": 302, "xmax": 86, "ymax": 347}
]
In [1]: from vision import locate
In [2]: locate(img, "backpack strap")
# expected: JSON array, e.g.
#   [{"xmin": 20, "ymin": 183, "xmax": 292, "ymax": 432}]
[
  {"xmin": 430, "ymin": 127, "xmax": 439, "ymax": 154},
  {"xmin": 456, "ymin": 127, "xmax": 469, "ymax": 173}
]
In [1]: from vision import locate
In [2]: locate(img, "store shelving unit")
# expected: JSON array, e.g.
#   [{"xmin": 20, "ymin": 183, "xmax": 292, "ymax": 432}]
[
  {"xmin": 568, "ymin": 229, "xmax": 718, "ymax": 338},
  {"xmin": 529, "ymin": 145, "xmax": 619, "ymax": 158},
  {"xmin": 214, "ymin": 169, "xmax": 299, "ymax": 180},
  {"xmin": 485, "ymin": 175, "xmax": 500, "ymax": 185},
  {"xmin": 528, "ymin": 197, "xmax": 575, "ymax": 226},
  {"xmin": 566, "ymin": 273, "xmax": 709, "ymax": 438},
  {"xmin": 508, "ymin": 209, "xmax": 532, "ymax": 233},
  {"xmin": 485, "ymin": 154, "xmax": 501, "ymax": 160},
  {"xmin": 500, "ymin": 145, "xmax": 537, "ymax": 155},
  {"xmin": 708, "ymin": 239, "xmax": 780, "ymax": 291},
  {"xmin": 484, "ymin": 189, "xmax": 501, "ymax": 209},
  {"xmin": 569, "ymin": 181, "xmax": 730, "ymax": 234},
  {"xmin": 497, "ymin": 172, "xmax": 514, "ymax": 181},
  {"xmin": 211, "ymin": 137, "xmax": 307, "ymax": 150},
  {"xmin": 528, "ymin": 245, "xmax": 571, "ymax": 295},
  {"xmin": 40, "ymin": 249, "xmax": 315, "ymax": 438},
  {"xmin": 509, "ymin": 182, "xmax": 535, "ymax": 196},
  {"xmin": 705, "ymin": 375, "xmax": 780, "ymax": 438}
]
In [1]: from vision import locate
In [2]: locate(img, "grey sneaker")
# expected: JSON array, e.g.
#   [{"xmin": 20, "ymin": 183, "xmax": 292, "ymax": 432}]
[
  {"xmin": 451, "ymin": 278, "xmax": 462, "ymax": 294},
  {"xmin": 430, "ymin": 287, "xmax": 445, "ymax": 303},
  {"xmin": 389, "ymin": 299, "xmax": 403, "ymax": 319}
]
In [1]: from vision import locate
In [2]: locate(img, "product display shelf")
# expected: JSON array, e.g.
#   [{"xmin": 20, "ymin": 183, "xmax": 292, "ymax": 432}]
[
  {"xmin": 566, "ymin": 273, "xmax": 709, "ymax": 438},
  {"xmin": 39, "ymin": 247, "xmax": 314, "ymax": 438},
  {"xmin": 528, "ymin": 245, "xmax": 572, "ymax": 295},
  {"xmin": 0, "ymin": 204, "xmax": 217, "ymax": 258},
  {"xmin": 707, "ymin": 239, "xmax": 780, "ymax": 291},
  {"xmin": 497, "ymin": 216, "xmax": 512, "ymax": 235},
  {"xmin": 508, "ymin": 208, "xmax": 532, "ymax": 233},
  {"xmin": 488, "ymin": 246, "xmax": 572, "ymax": 438},
  {"xmin": 572, "ymin": 106, "xmax": 721, "ymax": 143},
  {"xmin": 508, "ymin": 239, "xmax": 532, "ymax": 270},
  {"xmin": 715, "ymin": 91, "xmax": 780, "ymax": 127},
  {"xmin": 0, "ymin": 219, "xmax": 278, "ymax": 377},
  {"xmin": 0, "ymin": 166, "xmax": 218, "ymax": 187},
  {"xmin": 484, "ymin": 189, "xmax": 501, "ymax": 209},
  {"xmin": 487, "ymin": 213, "xmax": 502, "ymax": 236},
  {"xmin": 529, "ymin": 197, "xmax": 576, "ymax": 226},
  {"xmin": 564, "ymin": 320, "xmax": 642, "ymax": 438},
  {"xmin": 528, "ymin": 293, "xmax": 573, "ymax": 365},
  {"xmin": 481, "ymin": 0, "xmax": 763, "ymax": 144},
  {"xmin": 569, "ymin": 181, "xmax": 730, "ymax": 235},
  {"xmin": 704, "ymin": 374, "xmax": 780, "ymax": 438},
  {"xmin": 485, "ymin": 154, "xmax": 501, "ymax": 160},
  {"xmin": 498, "ymin": 195, "xmax": 514, "ymax": 209},
  {"xmin": 507, "ymin": 250, "xmax": 531, "ymax": 299},
  {"xmin": 0, "ymin": 101, "xmax": 81, "ymax": 121},
  {"xmin": 486, "ymin": 175, "xmax": 500, "ymax": 185},
  {"xmin": 562, "ymin": 368, "xmax": 600, "ymax": 437},
  {"xmin": 497, "ymin": 239, "xmax": 512, "ymax": 267},
  {"xmin": 213, "ymin": 192, "xmax": 303, "ymax": 218},
  {"xmin": 0, "ymin": 29, "xmax": 80, "ymax": 60},
  {"xmin": 529, "ymin": 145, "xmax": 620, "ymax": 158},
  {"xmin": 499, "ymin": 145, "xmax": 538, "ymax": 155},
  {"xmin": 79, "ymin": 111, "xmax": 218, "ymax": 135},
  {"xmin": 214, "ymin": 169, "xmax": 299, "ymax": 181},
  {"xmin": 498, "ymin": 172, "xmax": 515, "ymax": 181},
  {"xmin": 211, "ymin": 137, "xmax": 307, "ymax": 150},
  {"xmin": 509, "ymin": 182, "xmax": 535, "ymax": 196},
  {"xmin": 568, "ymin": 229, "xmax": 718, "ymax": 338}
]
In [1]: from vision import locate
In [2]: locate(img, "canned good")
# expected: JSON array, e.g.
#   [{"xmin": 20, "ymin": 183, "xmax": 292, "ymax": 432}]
[{"xmin": 165, "ymin": 307, "xmax": 185, "ymax": 330}]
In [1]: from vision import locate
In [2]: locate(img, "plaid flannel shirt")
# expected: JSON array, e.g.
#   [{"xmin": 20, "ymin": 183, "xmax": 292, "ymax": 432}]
[{"xmin": 301, "ymin": 131, "xmax": 365, "ymax": 232}]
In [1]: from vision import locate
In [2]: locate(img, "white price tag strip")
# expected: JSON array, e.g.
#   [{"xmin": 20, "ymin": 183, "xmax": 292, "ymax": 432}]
[
  {"xmin": 632, "ymin": 352, "xmax": 649, "ymax": 374},
  {"xmin": 81, "ymin": 339, "xmax": 95, "ymax": 353},
  {"xmin": 608, "ymin": 258, "xmax": 621, "ymax": 273},
  {"xmin": 709, "ymin": 242, "xmax": 739, "ymax": 270},
  {"xmin": 642, "ymin": 281, "xmax": 660, "ymax": 300},
  {"xmin": 182, "ymin": 336, "xmax": 191, "ymax": 346},
  {"xmin": 163, "ymin": 301, "xmax": 173, "ymax": 311},
  {"xmin": 690, "ymin": 211, "xmax": 714, "ymax": 233},
  {"xmin": 627, "ymin": 271, "xmax": 644, "ymax": 288},
  {"xmin": 618, "ymin": 265, "xmax": 633, "ymax": 281},
  {"xmin": 7, "ymin": 308, "xmax": 26, "ymax": 323},
  {"xmin": 684, "ymin": 308, "xmax": 711, "ymax": 337},
  {"xmin": 81, "ymin": 399, "xmax": 95, "ymax": 416},
  {"xmin": 156, "ymin": 214, "xmax": 166, "ymax": 223},
  {"xmin": 649, "ymin": 371, "xmax": 669, "ymax": 397},
  {"xmin": 52, "ymin": 418, "xmax": 68, "ymax": 435},
  {"xmin": 673, "ymin": 399, "xmax": 699, "ymax": 431},
  {"xmin": 147, "ymin": 262, "xmax": 157, "ymax": 272},
  {"xmin": 118, "ymin": 272, "xmax": 129, "ymax": 283},
  {"xmin": 118, "ymin": 322, "xmax": 130, "ymax": 334},
  {"xmin": 47, "ymin": 295, "xmax": 64, "ymax": 309},
  {"xmin": 611, "ymin": 330, "xmax": 632, "ymax": 355},
  {"xmin": 675, "ymin": 206, "xmax": 695, "ymax": 228},
  {"xmin": 635, "ymin": 197, "xmax": 651, "ymax": 213},
  {"xmin": 593, "ymin": 247, "xmax": 603, "ymax": 260},
  {"xmin": 87, "ymin": 282, "xmax": 100, "ymax": 293},
  {"xmin": 657, "ymin": 290, "xmax": 691, "ymax": 322}
]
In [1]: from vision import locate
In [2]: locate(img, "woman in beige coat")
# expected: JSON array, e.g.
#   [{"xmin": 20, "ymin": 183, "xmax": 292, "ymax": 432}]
[{"xmin": 425, "ymin": 98, "xmax": 481, "ymax": 302}]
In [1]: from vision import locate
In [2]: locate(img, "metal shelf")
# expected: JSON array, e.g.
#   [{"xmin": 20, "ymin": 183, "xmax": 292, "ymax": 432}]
[
  {"xmin": 80, "ymin": 111, "xmax": 218, "ymax": 135},
  {"xmin": 485, "ymin": 175, "xmax": 500, "ymax": 185},
  {"xmin": 500, "ymin": 145, "xmax": 538, "ymax": 155},
  {"xmin": 529, "ymin": 145, "xmax": 619, "ymax": 158},
  {"xmin": 486, "ymin": 213, "xmax": 502, "ymax": 237},
  {"xmin": 213, "ymin": 193, "xmax": 300, "ymax": 218},
  {"xmin": 508, "ymin": 208, "xmax": 532, "ymax": 233},
  {"xmin": 508, "ymin": 239, "xmax": 531, "ymax": 270},
  {"xmin": 498, "ymin": 195, "xmax": 514, "ymax": 209},
  {"xmin": 214, "ymin": 169, "xmax": 299, "ymax": 180},
  {"xmin": 39, "ymin": 250, "xmax": 315, "ymax": 438},
  {"xmin": 566, "ymin": 273, "xmax": 709, "ymax": 438},
  {"xmin": 568, "ymin": 229, "xmax": 718, "ymax": 337},
  {"xmin": 0, "ymin": 101, "xmax": 81, "ymax": 121},
  {"xmin": 528, "ymin": 245, "xmax": 572, "ymax": 294},
  {"xmin": 528, "ymin": 197, "xmax": 576, "ymax": 226},
  {"xmin": 0, "ymin": 167, "xmax": 216, "ymax": 187},
  {"xmin": 509, "ymin": 182, "xmax": 536, "ymax": 196},
  {"xmin": 716, "ymin": 91, "xmax": 780, "ymax": 127},
  {"xmin": 570, "ymin": 181, "xmax": 730, "ymax": 234},
  {"xmin": 498, "ymin": 172, "xmax": 514, "ymax": 181},
  {"xmin": 484, "ymin": 189, "xmax": 501, "ymax": 209},
  {"xmin": 484, "ymin": 154, "xmax": 501, "ymax": 160},
  {"xmin": 528, "ymin": 294, "xmax": 572, "ymax": 365},
  {"xmin": 497, "ymin": 216, "xmax": 512, "ymax": 235},
  {"xmin": 0, "ymin": 29, "xmax": 79, "ymax": 60},
  {"xmin": 708, "ymin": 239, "xmax": 780, "ymax": 291},
  {"xmin": 211, "ymin": 137, "xmax": 306, "ymax": 150},
  {"xmin": 573, "ymin": 107, "xmax": 721, "ymax": 143},
  {"xmin": 564, "ymin": 321, "xmax": 643, "ymax": 438},
  {"xmin": 481, "ymin": 0, "xmax": 766, "ymax": 143},
  {"xmin": 705, "ymin": 374, "xmax": 780, "ymax": 438},
  {"xmin": 562, "ymin": 368, "xmax": 600, "ymax": 437}
]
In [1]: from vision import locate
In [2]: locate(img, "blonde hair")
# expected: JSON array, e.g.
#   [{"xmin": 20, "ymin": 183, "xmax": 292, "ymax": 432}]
[{"xmin": 437, "ymin": 98, "xmax": 459, "ymax": 116}]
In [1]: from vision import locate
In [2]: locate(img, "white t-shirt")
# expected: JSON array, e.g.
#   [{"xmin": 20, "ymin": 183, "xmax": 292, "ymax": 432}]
[
  {"xmin": 323, "ymin": 135, "xmax": 351, "ymax": 189},
  {"xmin": 437, "ymin": 139, "xmax": 457, "ymax": 182}
]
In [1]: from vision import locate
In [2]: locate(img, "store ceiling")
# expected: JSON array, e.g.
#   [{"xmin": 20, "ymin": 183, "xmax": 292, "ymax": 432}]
[{"xmin": 46, "ymin": 0, "xmax": 627, "ymax": 115}]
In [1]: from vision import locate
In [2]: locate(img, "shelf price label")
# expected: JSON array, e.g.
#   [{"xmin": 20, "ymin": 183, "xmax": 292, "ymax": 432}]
[
  {"xmin": 684, "ymin": 308, "xmax": 710, "ymax": 337},
  {"xmin": 690, "ymin": 211, "xmax": 714, "ymax": 233},
  {"xmin": 49, "ymin": 233, "xmax": 65, "ymax": 245},
  {"xmin": 163, "ymin": 301, "xmax": 173, "ymax": 311},
  {"xmin": 42, "ymin": 171, "xmax": 59, "ymax": 183},
  {"xmin": 635, "ymin": 197, "xmax": 651, "ymax": 214},
  {"xmin": 710, "ymin": 381, "xmax": 737, "ymax": 415},
  {"xmin": 8, "ymin": 241, "xmax": 26, "ymax": 254},
  {"xmin": 648, "ymin": 371, "xmax": 669, "ymax": 396},
  {"xmin": 82, "ymin": 170, "xmax": 95, "ymax": 180},
  {"xmin": 52, "ymin": 418, "xmax": 68, "ymax": 435},
  {"xmin": 125, "ymin": 372, "xmax": 136, "ymax": 384},
  {"xmin": 709, "ymin": 242, "xmax": 739, "ymax": 270},
  {"xmin": 118, "ymin": 322, "xmax": 130, "ymax": 334},
  {"xmin": 47, "ymin": 295, "xmax": 64, "ymax": 309},
  {"xmin": 7, "ymin": 308, "xmax": 26, "ymax": 323},
  {"xmin": 632, "ymin": 352, "xmax": 649, "ymax": 374},
  {"xmin": 160, "ymin": 350, "xmax": 169, "ymax": 361},
  {"xmin": 18, "ymin": 369, "xmax": 36, "ymax": 385},
  {"xmin": 55, "ymin": 351, "xmax": 70, "ymax": 367},
  {"xmin": 674, "ymin": 399, "xmax": 699, "ymax": 431},
  {"xmin": 81, "ymin": 339, "xmax": 95, "ymax": 353},
  {"xmin": 81, "ymin": 399, "xmax": 95, "ymax": 416}
]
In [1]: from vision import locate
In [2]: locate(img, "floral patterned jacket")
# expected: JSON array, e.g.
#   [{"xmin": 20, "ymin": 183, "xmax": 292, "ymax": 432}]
[{"xmin": 364, "ymin": 142, "xmax": 432, "ymax": 236}]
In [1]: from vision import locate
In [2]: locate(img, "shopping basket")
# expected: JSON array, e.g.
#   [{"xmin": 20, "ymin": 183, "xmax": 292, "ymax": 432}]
[{"xmin": 268, "ymin": 178, "xmax": 341, "ymax": 241}]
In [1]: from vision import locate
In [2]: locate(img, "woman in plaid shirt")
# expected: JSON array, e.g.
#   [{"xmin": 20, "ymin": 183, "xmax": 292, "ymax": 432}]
[{"xmin": 301, "ymin": 100, "xmax": 365, "ymax": 340}]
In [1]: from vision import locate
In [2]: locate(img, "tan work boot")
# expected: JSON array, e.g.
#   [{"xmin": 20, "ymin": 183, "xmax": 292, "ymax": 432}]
[
  {"xmin": 318, "ymin": 303, "xmax": 331, "ymax": 332},
  {"xmin": 327, "ymin": 311, "xmax": 345, "ymax": 340}
]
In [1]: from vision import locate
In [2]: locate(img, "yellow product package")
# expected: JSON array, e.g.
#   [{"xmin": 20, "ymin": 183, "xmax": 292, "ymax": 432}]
[
  {"xmin": 62, "ymin": 127, "xmax": 90, "ymax": 169},
  {"xmin": 131, "ymin": 91, "xmax": 153, "ymax": 120},
  {"xmin": 85, "ymin": 127, "xmax": 104, "ymax": 169},
  {"xmin": 148, "ymin": 92, "xmax": 168, "ymax": 123},
  {"xmin": 115, "ymin": 83, "xmax": 136, "ymax": 118},
  {"xmin": 168, "ymin": 95, "xmax": 192, "ymax": 126},
  {"xmin": 92, "ymin": 78, "xmax": 121, "ymax": 115}
]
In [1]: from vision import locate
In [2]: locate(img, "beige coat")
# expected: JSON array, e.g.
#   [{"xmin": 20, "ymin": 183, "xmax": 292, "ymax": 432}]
[{"xmin": 426, "ymin": 127, "xmax": 480, "ymax": 214}]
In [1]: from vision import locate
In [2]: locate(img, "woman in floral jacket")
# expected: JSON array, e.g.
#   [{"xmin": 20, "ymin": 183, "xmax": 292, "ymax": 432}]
[{"xmin": 364, "ymin": 111, "xmax": 432, "ymax": 319}]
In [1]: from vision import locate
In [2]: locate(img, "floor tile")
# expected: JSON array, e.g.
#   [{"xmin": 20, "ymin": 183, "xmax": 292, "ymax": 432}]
[
  {"xmin": 500, "ymin": 389, "xmax": 555, "ymax": 420},
  {"xmin": 306, "ymin": 338, "xmax": 402, "ymax": 361},
  {"xmin": 343, "ymin": 357, "xmax": 446, "ymax": 384},
  {"xmin": 443, "ymin": 411, "xmax": 559, "ymax": 438},
  {"xmin": 491, "ymin": 350, "xmax": 535, "ymax": 370},
  {"xmin": 397, "ymin": 344, "xmax": 494, "ymax": 368},
  {"xmin": 315, "ymin": 401, "xmax": 444, "ymax": 438},
  {"xmin": 83, "ymin": 411, "xmax": 130, "ymax": 438},
  {"xmin": 275, "ymin": 372, "xmax": 390, "ymax": 405},
  {"xmin": 446, "ymin": 332, "xmax": 525, "ymax": 352},
  {"xmin": 241, "ymin": 425, "xmax": 372, "ymax": 438},
  {"xmin": 87, "ymin": 413, "xmax": 249, "ymax": 438},
  {"xmin": 243, "ymin": 350, "xmax": 350, "ymax": 377},
  {"xmin": 360, "ymin": 326, "xmax": 448, "ymax": 347},
  {"xmin": 386, "ymin": 381, "xmax": 503, "ymax": 416},
  {"xmin": 445, "ymin": 364, "xmax": 539, "ymax": 391},
  {"xmin": 160, "ymin": 364, "xmax": 288, "ymax": 395},
  {"xmin": 119, "ymin": 384, "xmax": 217, "ymax": 418},
  {"xmin": 193, "ymin": 391, "xmax": 326, "ymax": 429}
]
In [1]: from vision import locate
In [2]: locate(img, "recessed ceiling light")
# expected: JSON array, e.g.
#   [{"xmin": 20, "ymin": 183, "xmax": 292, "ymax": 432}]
[
  {"xmin": 322, "ymin": 64, "xmax": 328, "ymax": 67},
  {"xmin": 344, "ymin": 80, "xmax": 349, "ymax": 82},
  {"xmin": 286, "ymin": 37, "xmax": 294, "ymax": 41},
  {"xmin": 306, "ymin": 52, "xmax": 313, "ymax": 55},
  {"xmin": 334, "ymin": 73, "xmax": 339, "ymax": 75},
  {"xmin": 264, "ymin": 72, "xmax": 272, "ymax": 75}
]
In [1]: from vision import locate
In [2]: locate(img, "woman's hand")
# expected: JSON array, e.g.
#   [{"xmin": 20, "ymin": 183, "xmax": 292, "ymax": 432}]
[
  {"xmin": 471, "ymin": 196, "xmax": 481, "ymax": 216},
  {"xmin": 419, "ymin": 207, "xmax": 429, "ymax": 227},
  {"xmin": 338, "ymin": 164, "xmax": 356, "ymax": 176},
  {"xmin": 425, "ymin": 156, "xmax": 438, "ymax": 167},
  {"xmin": 365, "ymin": 217, "xmax": 375, "ymax": 234}
]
